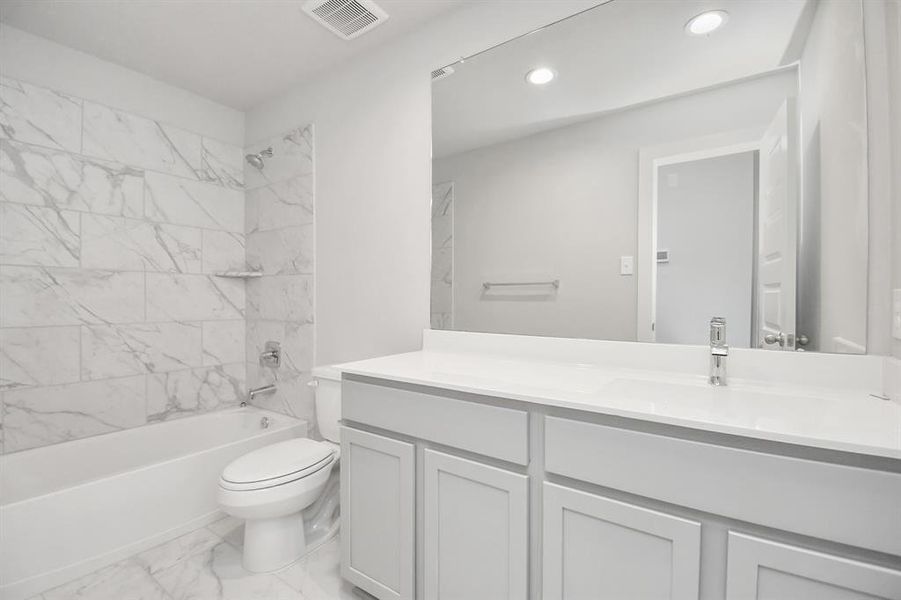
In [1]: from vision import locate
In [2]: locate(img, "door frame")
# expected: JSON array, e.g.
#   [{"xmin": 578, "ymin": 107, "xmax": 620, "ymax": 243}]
[{"xmin": 636, "ymin": 128, "xmax": 764, "ymax": 342}]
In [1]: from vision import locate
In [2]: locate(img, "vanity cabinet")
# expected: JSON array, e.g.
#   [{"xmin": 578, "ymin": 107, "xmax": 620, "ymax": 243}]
[
  {"xmin": 726, "ymin": 532, "xmax": 901, "ymax": 599},
  {"xmin": 340, "ymin": 427, "xmax": 415, "ymax": 600},
  {"xmin": 423, "ymin": 449, "xmax": 528, "ymax": 600},
  {"xmin": 340, "ymin": 375, "xmax": 901, "ymax": 600},
  {"xmin": 542, "ymin": 483, "xmax": 701, "ymax": 600}
]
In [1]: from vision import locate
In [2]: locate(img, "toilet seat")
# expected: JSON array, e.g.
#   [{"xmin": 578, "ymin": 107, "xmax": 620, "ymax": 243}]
[{"xmin": 220, "ymin": 438, "xmax": 335, "ymax": 492}]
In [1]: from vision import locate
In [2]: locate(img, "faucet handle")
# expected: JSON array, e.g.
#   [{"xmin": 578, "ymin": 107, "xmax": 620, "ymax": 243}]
[{"xmin": 709, "ymin": 317, "xmax": 727, "ymax": 345}]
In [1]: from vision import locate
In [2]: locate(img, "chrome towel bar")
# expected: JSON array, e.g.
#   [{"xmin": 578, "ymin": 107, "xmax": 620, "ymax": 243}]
[{"xmin": 482, "ymin": 279, "xmax": 559, "ymax": 290}]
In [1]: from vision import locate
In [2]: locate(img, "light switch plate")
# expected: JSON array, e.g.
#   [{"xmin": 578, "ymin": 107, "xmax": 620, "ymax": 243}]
[
  {"xmin": 893, "ymin": 289, "xmax": 901, "ymax": 340},
  {"xmin": 620, "ymin": 256, "xmax": 634, "ymax": 276}
]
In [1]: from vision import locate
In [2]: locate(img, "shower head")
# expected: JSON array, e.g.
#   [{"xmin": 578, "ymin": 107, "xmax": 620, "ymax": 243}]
[{"xmin": 245, "ymin": 147, "xmax": 273, "ymax": 170}]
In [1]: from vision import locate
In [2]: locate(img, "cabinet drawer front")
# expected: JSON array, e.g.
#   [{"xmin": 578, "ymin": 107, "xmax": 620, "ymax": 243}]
[
  {"xmin": 340, "ymin": 427, "xmax": 415, "ymax": 600},
  {"xmin": 545, "ymin": 416, "xmax": 901, "ymax": 556},
  {"xmin": 543, "ymin": 483, "xmax": 701, "ymax": 600},
  {"xmin": 726, "ymin": 532, "xmax": 901, "ymax": 599},
  {"xmin": 424, "ymin": 449, "xmax": 528, "ymax": 600},
  {"xmin": 343, "ymin": 379, "xmax": 529, "ymax": 465}
]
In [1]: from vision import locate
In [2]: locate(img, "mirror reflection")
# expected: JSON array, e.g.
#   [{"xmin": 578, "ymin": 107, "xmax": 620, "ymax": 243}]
[{"xmin": 430, "ymin": 0, "xmax": 869, "ymax": 353}]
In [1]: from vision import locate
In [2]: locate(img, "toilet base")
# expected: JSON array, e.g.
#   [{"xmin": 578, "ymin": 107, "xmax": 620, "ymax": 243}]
[{"xmin": 242, "ymin": 512, "xmax": 306, "ymax": 573}]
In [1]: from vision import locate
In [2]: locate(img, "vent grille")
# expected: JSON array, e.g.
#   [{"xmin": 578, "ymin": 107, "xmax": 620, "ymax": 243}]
[
  {"xmin": 303, "ymin": 0, "xmax": 389, "ymax": 40},
  {"xmin": 431, "ymin": 66, "xmax": 456, "ymax": 81}
]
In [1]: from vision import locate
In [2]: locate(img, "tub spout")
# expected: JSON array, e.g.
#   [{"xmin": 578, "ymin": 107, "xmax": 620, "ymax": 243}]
[{"xmin": 247, "ymin": 384, "xmax": 277, "ymax": 404}]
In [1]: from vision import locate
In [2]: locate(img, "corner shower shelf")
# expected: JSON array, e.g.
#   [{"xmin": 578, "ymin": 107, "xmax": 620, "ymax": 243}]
[{"xmin": 213, "ymin": 271, "xmax": 264, "ymax": 279}]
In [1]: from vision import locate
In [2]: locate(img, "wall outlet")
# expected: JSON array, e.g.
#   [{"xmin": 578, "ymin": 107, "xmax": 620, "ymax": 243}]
[
  {"xmin": 620, "ymin": 256, "xmax": 634, "ymax": 276},
  {"xmin": 893, "ymin": 289, "xmax": 901, "ymax": 340}
]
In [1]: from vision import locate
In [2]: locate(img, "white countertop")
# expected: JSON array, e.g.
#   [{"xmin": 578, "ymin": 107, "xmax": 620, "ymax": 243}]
[{"xmin": 337, "ymin": 350, "xmax": 901, "ymax": 460}]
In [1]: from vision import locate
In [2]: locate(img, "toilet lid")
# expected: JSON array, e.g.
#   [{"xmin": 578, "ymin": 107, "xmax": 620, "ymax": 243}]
[{"xmin": 221, "ymin": 438, "xmax": 334, "ymax": 486}]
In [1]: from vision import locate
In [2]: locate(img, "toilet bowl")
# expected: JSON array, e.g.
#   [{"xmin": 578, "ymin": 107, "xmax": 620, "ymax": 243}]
[
  {"xmin": 217, "ymin": 367, "xmax": 343, "ymax": 572},
  {"xmin": 218, "ymin": 438, "xmax": 336, "ymax": 572}
]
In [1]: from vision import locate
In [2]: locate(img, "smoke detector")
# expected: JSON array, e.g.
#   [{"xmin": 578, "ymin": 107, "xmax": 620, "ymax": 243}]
[
  {"xmin": 431, "ymin": 66, "xmax": 455, "ymax": 81},
  {"xmin": 303, "ymin": 0, "xmax": 389, "ymax": 40}
]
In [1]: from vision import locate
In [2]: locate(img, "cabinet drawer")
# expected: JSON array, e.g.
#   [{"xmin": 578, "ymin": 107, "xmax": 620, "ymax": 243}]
[
  {"xmin": 343, "ymin": 379, "xmax": 529, "ymax": 465},
  {"xmin": 545, "ymin": 416, "xmax": 901, "ymax": 556}
]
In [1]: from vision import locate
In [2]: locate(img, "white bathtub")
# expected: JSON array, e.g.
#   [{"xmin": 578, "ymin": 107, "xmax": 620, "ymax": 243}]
[{"xmin": 0, "ymin": 407, "xmax": 307, "ymax": 600}]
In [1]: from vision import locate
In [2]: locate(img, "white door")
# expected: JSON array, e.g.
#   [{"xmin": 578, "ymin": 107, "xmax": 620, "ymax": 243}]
[
  {"xmin": 726, "ymin": 532, "xmax": 901, "ymax": 599},
  {"xmin": 542, "ymin": 482, "xmax": 701, "ymax": 600},
  {"xmin": 423, "ymin": 449, "xmax": 528, "ymax": 600},
  {"xmin": 340, "ymin": 427, "xmax": 415, "ymax": 600},
  {"xmin": 757, "ymin": 99, "xmax": 799, "ymax": 350}
]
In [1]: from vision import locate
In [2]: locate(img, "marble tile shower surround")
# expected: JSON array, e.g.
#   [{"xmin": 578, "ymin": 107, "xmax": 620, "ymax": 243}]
[
  {"xmin": 243, "ymin": 125, "xmax": 317, "ymax": 433},
  {"xmin": 431, "ymin": 181, "xmax": 453, "ymax": 330},
  {"xmin": 0, "ymin": 76, "xmax": 248, "ymax": 453}
]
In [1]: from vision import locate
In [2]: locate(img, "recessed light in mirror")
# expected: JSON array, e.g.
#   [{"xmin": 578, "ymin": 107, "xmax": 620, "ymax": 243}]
[
  {"xmin": 525, "ymin": 67, "xmax": 555, "ymax": 85},
  {"xmin": 685, "ymin": 10, "xmax": 729, "ymax": 36}
]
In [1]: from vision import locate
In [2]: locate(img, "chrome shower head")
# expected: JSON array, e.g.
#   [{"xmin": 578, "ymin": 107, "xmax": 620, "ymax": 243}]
[{"xmin": 245, "ymin": 147, "xmax": 273, "ymax": 170}]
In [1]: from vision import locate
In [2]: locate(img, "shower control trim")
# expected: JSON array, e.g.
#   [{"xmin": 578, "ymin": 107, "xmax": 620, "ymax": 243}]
[{"xmin": 260, "ymin": 341, "xmax": 281, "ymax": 368}]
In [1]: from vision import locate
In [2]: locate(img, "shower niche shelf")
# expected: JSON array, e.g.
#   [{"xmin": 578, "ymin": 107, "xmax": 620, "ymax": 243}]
[{"xmin": 213, "ymin": 271, "xmax": 264, "ymax": 279}]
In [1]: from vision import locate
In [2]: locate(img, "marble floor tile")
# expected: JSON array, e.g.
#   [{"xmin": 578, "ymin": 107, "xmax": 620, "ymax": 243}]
[
  {"xmin": 133, "ymin": 528, "xmax": 224, "ymax": 576},
  {"xmin": 276, "ymin": 537, "xmax": 358, "ymax": 600},
  {"xmin": 206, "ymin": 515, "xmax": 244, "ymax": 546},
  {"xmin": 154, "ymin": 540, "xmax": 300, "ymax": 600},
  {"xmin": 33, "ymin": 521, "xmax": 361, "ymax": 600},
  {"xmin": 42, "ymin": 559, "xmax": 170, "ymax": 600}
]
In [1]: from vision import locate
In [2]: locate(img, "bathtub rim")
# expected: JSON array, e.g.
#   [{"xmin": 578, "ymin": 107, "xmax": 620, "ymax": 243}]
[{"xmin": 0, "ymin": 406, "xmax": 307, "ymax": 507}]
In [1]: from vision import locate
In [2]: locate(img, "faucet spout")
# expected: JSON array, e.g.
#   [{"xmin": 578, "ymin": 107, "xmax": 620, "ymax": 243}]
[
  {"xmin": 246, "ymin": 384, "xmax": 277, "ymax": 405},
  {"xmin": 709, "ymin": 317, "xmax": 728, "ymax": 386}
]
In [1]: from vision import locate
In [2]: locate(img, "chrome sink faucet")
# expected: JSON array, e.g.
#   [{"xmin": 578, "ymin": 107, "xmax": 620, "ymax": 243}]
[{"xmin": 709, "ymin": 317, "xmax": 728, "ymax": 386}]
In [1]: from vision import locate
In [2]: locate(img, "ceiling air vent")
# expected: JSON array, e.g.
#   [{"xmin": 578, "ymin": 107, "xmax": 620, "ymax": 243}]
[
  {"xmin": 303, "ymin": 0, "xmax": 389, "ymax": 40},
  {"xmin": 431, "ymin": 66, "xmax": 455, "ymax": 81}
]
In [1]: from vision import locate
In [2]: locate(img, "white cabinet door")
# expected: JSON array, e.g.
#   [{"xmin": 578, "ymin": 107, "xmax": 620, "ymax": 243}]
[
  {"xmin": 423, "ymin": 449, "xmax": 528, "ymax": 600},
  {"xmin": 542, "ymin": 482, "xmax": 701, "ymax": 600},
  {"xmin": 726, "ymin": 532, "xmax": 901, "ymax": 600},
  {"xmin": 340, "ymin": 427, "xmax": 415, "ymax": 600}
]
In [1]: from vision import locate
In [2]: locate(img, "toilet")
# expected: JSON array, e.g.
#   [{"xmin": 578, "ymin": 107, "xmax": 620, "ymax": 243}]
[{"xmin": 218, "ymin": 367, "xmax": 342, "ymax": 573}]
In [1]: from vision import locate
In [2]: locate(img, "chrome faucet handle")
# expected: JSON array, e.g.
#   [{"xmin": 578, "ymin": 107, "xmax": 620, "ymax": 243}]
[
  {"xmin": 259, "ymin": 341, "xmax": 281, "ymax": 368},
  {"xmin": 709, "ymin": 317, "xmax": 728, "ymax": 350},
  {"xmin": 709, "ymin": 317, "xmax": 728, "ymax": 386}
]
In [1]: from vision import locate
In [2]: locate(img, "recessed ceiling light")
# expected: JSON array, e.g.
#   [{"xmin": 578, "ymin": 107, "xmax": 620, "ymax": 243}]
[
  {"xmin": 525, "ymin": 67, "xmax": 555, "ymax": 85},
  {"xmin": 685, "ymin": 10, "xmax": 729, "ymax": 36}
]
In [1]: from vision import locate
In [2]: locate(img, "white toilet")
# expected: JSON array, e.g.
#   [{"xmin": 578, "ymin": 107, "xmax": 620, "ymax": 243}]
[{"xmin": 218, "ymin": 367, "xmax": 342, "ymax": 573}]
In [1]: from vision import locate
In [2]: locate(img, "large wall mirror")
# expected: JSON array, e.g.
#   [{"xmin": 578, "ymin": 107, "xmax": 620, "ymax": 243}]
[{"xmin": 430, "ymin": 0, "xmax": 869, "ymax": 354}]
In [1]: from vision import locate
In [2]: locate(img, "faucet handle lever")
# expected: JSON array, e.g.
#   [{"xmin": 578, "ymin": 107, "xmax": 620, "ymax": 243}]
[{"xmin": 709, "ymin": 316, "xmax": 727, "ymax": 345}]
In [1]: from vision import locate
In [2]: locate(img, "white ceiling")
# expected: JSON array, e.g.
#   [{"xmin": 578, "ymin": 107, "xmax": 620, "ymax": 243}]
[
  {"xmin": 0, "ymin": 0, "xmax": 461, "ymax": 110},
  {"xmin": 433, "ymin": 0, "xmax": 810, "ymax": 158}
]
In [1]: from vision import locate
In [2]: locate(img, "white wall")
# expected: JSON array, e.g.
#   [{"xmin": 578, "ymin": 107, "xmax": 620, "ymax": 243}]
[
  {"xmin": 798, "ymin": 0, "xmax": 869, "ymax": 353},
  {"xmin": 244, "ymin": 1, "xmax": 602, "ymax": 365},
  {"xmin": 657, "ymin": 153, "xmax": 756, "ymax": 348},
  {"xmin": 0, "ymin": 24, "xmax": 243, "ymax": 145},
  {"xmin": 882, "ymin": 0, "xmax": 901, "ymax": 360},
  {"xmin": 433, "ymin": 71, "xmax": 796, "ymax": 341}
]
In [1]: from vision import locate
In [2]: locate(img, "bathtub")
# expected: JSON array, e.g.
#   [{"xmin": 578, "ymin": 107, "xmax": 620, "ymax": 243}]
[{"xmin": 0, "ymin": 407, "xmax": 307, "ymax": 600}]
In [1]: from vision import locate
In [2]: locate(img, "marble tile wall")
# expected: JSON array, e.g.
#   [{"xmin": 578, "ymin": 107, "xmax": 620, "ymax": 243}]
[
  {"xmin": 431, "ymin": 181, "xmax": 454, "ymax": 330},
  {"xmin": 0, "ymin": 77, "xmax": 248, "ymax": 453},
  {"xmin": 243, "ymin": 126, "xmax": 317, "ymax": 431}
]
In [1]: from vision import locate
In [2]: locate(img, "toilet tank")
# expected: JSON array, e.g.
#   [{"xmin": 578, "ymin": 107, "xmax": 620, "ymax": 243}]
[{"xmin": 312, "ymin": 366, "xmax": 342, "ymax": 443}]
